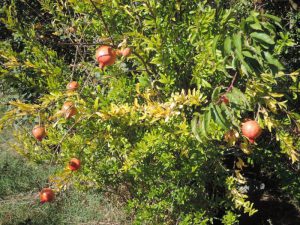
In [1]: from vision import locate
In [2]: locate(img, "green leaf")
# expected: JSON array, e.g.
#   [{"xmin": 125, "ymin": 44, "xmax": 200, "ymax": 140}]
[
  {"xmin": 226, "ymin": 87, "xmax": 250, "ymax": 109},
  {"xmin": 211, "ymin": 104, "xmax": 228, "ymax": 129},
  {"xmin": 201, "ymin": 113, "xmax": 209, "ymax": 139},
  {"xmin": 250, "ymin": 32, "xmax": 275, "ymax": 45},
  {"xmin": 211, "ymin": 86, "xmax": 222, "ymax": 102},
  {"xmin": 263, "ymin": 14, "xmax": 281, "ymax": 23},
  {"xmin": 233, "ymin": 33, "xmax": 242, "ymax": 53},
  {"xmin": 212, "ymin": 35, "xmax": 220, "ymax": 58},
  {"xmin": 204, "ymin": 108, "xmax": 212, "ymax": 136},
  {"xmin": 263, "ymin": 52, "xmax": 284, "ymax": 70},
  {"xmin": 191, "ymin": 114, "xmax": 201, "ymax": 142},
  {"xmin": 235, "ymin": 50, "xmax": 252, "ymax": 74},
  {"xmin": 94, "ymin": 97, "xmax": 99, "ymax": 110},
  {"xmin": 250, "ymin": 23, "xmax": 262, "ymax": 31},
  {"xmin": 224, "ymin": 36, "xmax": 232, "ymax": 55},
  {"xmin": 242, "ymin": 50, "xmax": 255, "ymax": 59}
]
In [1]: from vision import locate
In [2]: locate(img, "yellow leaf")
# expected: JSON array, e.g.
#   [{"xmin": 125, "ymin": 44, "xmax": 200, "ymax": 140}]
[
  {"xmin": 269, "ymin": 93, "xmax": 284, "ymax": 98},
  {"xmin": 235, "ymin": 170, "xmax": 246, "ymax": 184},
  {"xmin": 240, "ymin": 142, "xmax": 253, "ymax": 155},
  {"xmin": 135, "ymin": 83, "xmax": 140, "ymax": 94},
  {"xmin": 236, "ymin": 157, "xmax": 247, "ymax": 170}
]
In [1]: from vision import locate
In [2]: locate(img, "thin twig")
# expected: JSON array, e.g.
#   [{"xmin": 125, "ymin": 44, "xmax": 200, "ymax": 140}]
[
  {"xmin": 50, "ymin": 116, "xmax": 85, "ymax": 164},
  {"xmin": 89, "ymin": 0, "xmax": 115, "ymax": 46},
  {"xmin": 131, "ymin": 50, "xmax": 154, "ymax": 75},
  {"xmin": 70, "ymin": 45, "xmax": 79, "ymax": 81},
  {"xmin": 226, "ymin": 72, "xmax": 238, "ymax": 92}
]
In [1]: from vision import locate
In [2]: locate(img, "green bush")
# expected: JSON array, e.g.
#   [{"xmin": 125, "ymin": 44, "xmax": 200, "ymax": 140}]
[{"xmin": 0, "ymin": 0, "xmax": 299, "ymax": 224}]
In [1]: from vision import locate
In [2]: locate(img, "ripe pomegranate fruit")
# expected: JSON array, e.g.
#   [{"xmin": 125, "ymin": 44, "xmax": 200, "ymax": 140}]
[
  {"xmin": 40, "ymin": 188, "xmax": 55, "ymax": 203},
  {"xmin": 121, "ymin": 47, "xmax": 131, "ymax": 57},
  {"xmin": 241, "ymin": 120, "xmax": 262, "ymax": 143},
  {"xmin": 66, "ymin": 81, "xmax": 79, "ymax": 91},
  {"xmin": 62, "ymin": 101, "xmax": 77, "ymax": 119},
  {"xmin": 95, "ymin": 45, "xmax": 116, "ymax": 69},
  {"xmin": 68, "ymin": 158, "xmax": 81, "ymax": 171},
  {"xmin": 32, "ymin": 125, "xmax": 46, "ymax": 141}
]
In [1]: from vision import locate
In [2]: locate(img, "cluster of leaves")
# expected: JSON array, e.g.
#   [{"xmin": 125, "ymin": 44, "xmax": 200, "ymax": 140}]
[{"xmin": 0, "ymin": 0, "xmax": 299, "ymax": 224}]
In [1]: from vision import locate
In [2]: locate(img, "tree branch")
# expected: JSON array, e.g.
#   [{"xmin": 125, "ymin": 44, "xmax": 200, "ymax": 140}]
[{"xmin": 89, "ymin": 0, "xmax": 115, "ymax": 46}]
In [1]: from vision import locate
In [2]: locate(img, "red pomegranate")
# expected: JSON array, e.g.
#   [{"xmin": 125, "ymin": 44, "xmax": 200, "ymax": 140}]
[
  {"xmin": 95, "ymin": 45, "xmax": 116, "ymax": 69},
  {"xmin": 121, "ymin": 48, "xmax": 131, "ymax": 57},
  {"xmin": 241, "ymin": 120, "xmax": 262, "ymax": 143},
  {"xmin": 66, "ymin": 81, "xmax": 79, "ymax": 91},
  {"xmin": 62, "ymin": 101, "xmax": 77, "ymax": 119},
  {"xmin": 32, "ymin": 125, "xmax": 46, "ymax": 141},
  {"xmin": 40, "ymin": 188, "xmax": 55, "ymax": 203},
  {"xmin": 68, "ymin": 158, "xmax": 81, "ymax": 171}
]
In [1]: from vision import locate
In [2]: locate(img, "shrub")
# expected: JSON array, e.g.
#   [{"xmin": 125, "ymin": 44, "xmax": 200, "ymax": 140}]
[{"xmin": 0, "ymin": 0, "xmax": 299, "ymax": 224}]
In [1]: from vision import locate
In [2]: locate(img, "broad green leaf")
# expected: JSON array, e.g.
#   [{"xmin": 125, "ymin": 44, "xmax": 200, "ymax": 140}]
[
  {"xmin": 242, "ymin": 50, "xmax": 255, "ymax": 59},
  {"xmin": 226, "ymin": 87, "xmax": 250, "ymax": 109},
  {"xmin": 250, "ymin": 32, "xmax": 275, "ymax": 45},
  {"xmin": 250, "ymin": 23, "xmax": 262, "ymax": 31}
]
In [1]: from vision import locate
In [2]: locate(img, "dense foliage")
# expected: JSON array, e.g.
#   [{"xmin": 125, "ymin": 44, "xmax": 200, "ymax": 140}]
[{"xmin": 0, "ymin": 0, "xmax": 299, "ymax": 224}]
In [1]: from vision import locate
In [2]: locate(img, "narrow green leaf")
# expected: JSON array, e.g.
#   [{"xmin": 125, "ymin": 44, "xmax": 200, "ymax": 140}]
[
  {"xmin": 264, "ymin": 52, "xmax": 284, "ymax": 70},
  {"xmin": 212, "ymin": 35, "xmax": 220, "ymax": 58},
  {"xmin": 211, "ymin": 86, "xmax": 222, "ymax": 102},
  {"xmin": 233, "ymin": 33, "xmax": 242, "ymax": 53},
  {"xmin": 224, "ymin": 36, "xmax": 232, "ymax": 55},
  {"xmin": 235, "ymin": 50, "xmax": 252, "ymax": 74},
  {"xmin": 94, "ymin": 97, "xmax": 99, "ymax": 110},
  {"xmin": 203, "ymin": 108, "xmax": 212, "ymax": 139},
  {"xmin": 191, "ymin": 114, "xmax": 201, "ymax": 142},
  {"xmin": 211, "ymin": 104, "xmax": 228, "ymax": 129},
  {"xmin": 201, "ymin": 115, "xmax": 209, "ymax": 139}
]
